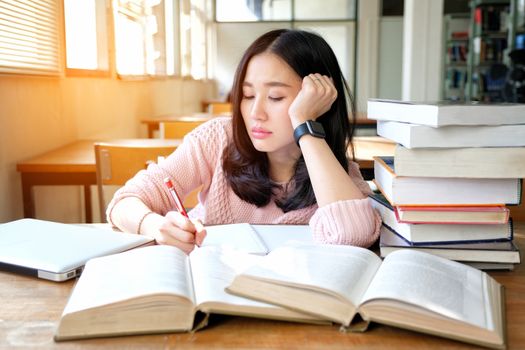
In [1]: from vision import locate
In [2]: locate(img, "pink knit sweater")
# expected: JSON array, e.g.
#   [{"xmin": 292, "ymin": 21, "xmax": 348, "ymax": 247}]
[{"xmin": 107, "ymin": 117, "xmax": 381, "ymax": 247}]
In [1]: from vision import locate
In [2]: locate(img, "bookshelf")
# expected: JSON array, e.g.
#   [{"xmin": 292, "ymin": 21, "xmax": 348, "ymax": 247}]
[
  {"xmin": 506, "ymin": 0, "xmax": 525, "ymax": 102},
  {"xmin": 442, "ymin": 13, "xmax": 470, "ymax": 101},
  {"xmin": 508, "ymin": 0, "xmax": 525, "ymax": 52},
  {"xmin": 466, "ymin": 0, "xmax": 511, "ymax": 101}
]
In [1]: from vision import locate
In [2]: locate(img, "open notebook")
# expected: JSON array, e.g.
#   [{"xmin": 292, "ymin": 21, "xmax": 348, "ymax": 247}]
[{"xmin": 0, "ymin": 219, "xmax": 153, "ymax": 282}]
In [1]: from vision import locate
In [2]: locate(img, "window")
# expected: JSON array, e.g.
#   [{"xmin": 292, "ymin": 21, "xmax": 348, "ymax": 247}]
[
  {"xmin": 215, "ymin": 0, "xmax": 355, "ymax": 22},
  {"xmin": 0, "ymin": 0, "xmax": 61, "ymax": 75},
  {"xmin": 113, "ymin": 0, "xmax": 172, "ymax": 76},
  {"xmin": 63, "ymin": 0, "xmax": 109, "ymax": 74},
  {"xmin": 216, "ymin": 0, "xmax": 291, "ymax": 22},
  {"xmin": 294, "ymin": 0, "xmax": 355, "ymax": 20},
  {"xmin": 1, "ymin": 0, "xmax": 208, "ymax": 79},
  {"xmin": 214, "ymin": 0, "xmax": 357, "ymax": 94},
  {"xmin": 180, "ymin": 0, "xmax": 211, "ymax": 79}
]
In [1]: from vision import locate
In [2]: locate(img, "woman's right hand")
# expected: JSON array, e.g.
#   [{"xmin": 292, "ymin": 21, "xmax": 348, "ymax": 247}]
[{"xmin": 143, "ymin": 211, "xmax": 207, "ymax": 254}]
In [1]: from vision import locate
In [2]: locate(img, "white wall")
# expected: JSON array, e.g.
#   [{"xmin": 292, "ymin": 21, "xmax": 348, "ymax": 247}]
[
  {"xmin": 356, "ymin": 0, "xmax": 380, "ymax": 111},
  {"xmin": 378, "ymin": 17, "xmax": 404, "ymax": 99}
]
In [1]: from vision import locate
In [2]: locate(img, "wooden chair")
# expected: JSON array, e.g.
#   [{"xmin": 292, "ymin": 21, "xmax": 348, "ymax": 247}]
[
  {"xmin": 159, "ymin": 121, "xmax": 205, "ymax": 209},
  {"xmin": 94, "ymin": 139, "xmax": 181, "ymax": 223},
  {"xmin": 159, "ymin": 120, "xmax": 206, "ymax": 139},
  {"xmin": 208, "ymin": 102, "xmax": 232, "ymax": 114}
]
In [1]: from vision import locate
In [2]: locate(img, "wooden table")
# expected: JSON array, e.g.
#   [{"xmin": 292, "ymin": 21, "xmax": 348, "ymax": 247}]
[
  {"xmin": 353, "ymin": 136, "xmax": 396, "ymax": 180},
  {"xmin": 0, "ymin": 223, "xmax": 523, "ymax": 349},
  {"xmin": 16, "ymin": 139, "xmax": 181, "ymax": 223},
  {"xmin": 352, "ymin": 136, "xmax": 395, "ymax": 168}
]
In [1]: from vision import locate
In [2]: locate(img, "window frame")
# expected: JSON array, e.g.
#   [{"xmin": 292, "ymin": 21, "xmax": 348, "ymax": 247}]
[
  {"xmin": 61, "ymin": 0, "xmax": 112, "ymax": 78},
  {"xmin": 214, "ymin": 0, "xmax": 357, "ymax": 23}
]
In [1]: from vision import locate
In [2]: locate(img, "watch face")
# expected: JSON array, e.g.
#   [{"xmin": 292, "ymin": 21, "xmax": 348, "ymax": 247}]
[{"xmin": 307, "ymin": 120, "xmax": 325, "ymax": 137}]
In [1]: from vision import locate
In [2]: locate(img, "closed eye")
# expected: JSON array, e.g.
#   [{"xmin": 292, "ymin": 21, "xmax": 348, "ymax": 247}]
[
  {"xmin": 269, "ymin": 96, "xmax": 284, "ymax": 101},
  {"xmin": 243, "ymin": 95, "xmax": 254, "ymax": 100}
]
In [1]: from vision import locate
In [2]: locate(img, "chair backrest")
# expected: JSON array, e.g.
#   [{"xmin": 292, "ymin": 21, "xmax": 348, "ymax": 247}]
[
  {"xmin": 94, "ymin": 139, "xmax": 180, "ymax": 222},
  {"xmin": 158, "ymin": 122, "xmax": 208, "ymax": 210},
  {"xmin": 208, "ymin": 102, "xmax": 232, "ymax": 114},
  {"xmin": 159, "ymin": 120, "xmax": 207, "ymax": 139}
]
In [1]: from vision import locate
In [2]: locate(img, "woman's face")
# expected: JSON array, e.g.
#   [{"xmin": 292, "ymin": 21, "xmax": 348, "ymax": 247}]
[{"xmin": 240, "ymin": 52, "xmax": 302, "ymax": 158}]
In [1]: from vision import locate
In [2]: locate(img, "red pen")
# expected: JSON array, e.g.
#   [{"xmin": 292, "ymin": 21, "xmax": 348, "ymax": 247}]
[{"xmin": 164, "ymin": 177, "xmax": 189, "ymax": 218}]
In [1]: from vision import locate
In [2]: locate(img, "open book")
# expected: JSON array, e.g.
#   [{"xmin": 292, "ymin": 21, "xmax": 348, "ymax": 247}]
[
  {"xmin": 227, "ymin": 242, "xmax": 506, "ymax": 349},
  {"xmin": 203, "ymin": 223, "xmax": 312, "ymax": 254},
  {"xmin": 54, "ymin": 244, "xmax": 324, "ymax": 341}
]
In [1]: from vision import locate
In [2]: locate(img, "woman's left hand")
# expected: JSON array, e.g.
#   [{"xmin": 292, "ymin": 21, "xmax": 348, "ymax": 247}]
[{"xmin": 288, "ymin": 73, "xmax": 337, "ymax": 128}]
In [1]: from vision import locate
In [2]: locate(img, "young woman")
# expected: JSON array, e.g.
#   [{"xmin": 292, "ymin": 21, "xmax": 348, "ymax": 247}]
[{"xmin": 107, "ymin": 29, "xmax": 381, "ymax": 254}]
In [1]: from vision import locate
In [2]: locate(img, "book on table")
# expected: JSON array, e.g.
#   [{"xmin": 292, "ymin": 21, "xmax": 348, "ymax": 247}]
[
  {"xmin": 374, "ymin": 156, "xmax": 522, "ymax": 205},
  {"xmin": 54, "ymin": 244, "xmax": 325, "ymax": 341},
  {"xmin": 394, "ymin": 204, "xmax": 510, "ymax": 224},
  {"xmin": 376, "ymin": 120, "xmax": 525, "ymax": 148},
  {"xmin": 378, "ymin": 225, "xmax": 520, "ymax": 264},
  {"xmin": 393, "ymin": 144, "xmax": 525, "ymax": 178},
  {"xmin": 226, "ymin": 241, "xmax": 506, "ymax": 349},
  {"xmin": 370, "ymin": 193, "xmax": 513, "ymax": 244},
  {"xmin": 367, "ymin": 98, "xmax": 525, "ymax": 127}
]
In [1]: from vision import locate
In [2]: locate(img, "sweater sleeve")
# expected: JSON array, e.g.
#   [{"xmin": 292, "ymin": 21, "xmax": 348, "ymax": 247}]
[
  {"xmin": 106, "ymin": 118, "xmax": 228, "ymax": 227},
  {"xmin": 308, "ymin": 161, "xmax": 381, "ymax": 248}
]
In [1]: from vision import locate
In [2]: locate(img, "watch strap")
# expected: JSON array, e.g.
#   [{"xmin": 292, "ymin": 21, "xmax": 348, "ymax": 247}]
[{"xmin": 293, "ymin": 120, "xmax": 325, "ymax": 146}]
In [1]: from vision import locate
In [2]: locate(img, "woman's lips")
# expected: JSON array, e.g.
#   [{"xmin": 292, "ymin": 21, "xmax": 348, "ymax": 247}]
[{"xmin": 251, "ymin": 127, "xmax": 272, "ymax": 139}]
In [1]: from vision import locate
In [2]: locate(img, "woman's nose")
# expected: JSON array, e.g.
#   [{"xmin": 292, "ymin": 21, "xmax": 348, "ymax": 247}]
[{"xmin": 249, "ymin": 97, "xmax": 267, "ymax": 120}]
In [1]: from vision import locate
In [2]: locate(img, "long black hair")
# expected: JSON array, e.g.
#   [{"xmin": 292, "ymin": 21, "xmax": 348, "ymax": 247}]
[{"xmin": 223, "ymin": 29, "xmax": 356, "ymax": 212}]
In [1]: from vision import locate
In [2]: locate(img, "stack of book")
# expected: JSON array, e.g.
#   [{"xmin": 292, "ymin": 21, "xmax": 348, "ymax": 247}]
[{"xmin": 367, "ymin": 99, "xmax": 525, "ymax": 270}]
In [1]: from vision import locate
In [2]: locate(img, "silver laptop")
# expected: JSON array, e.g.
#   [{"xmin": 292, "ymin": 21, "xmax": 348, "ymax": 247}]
[{"xmin": 0, "ymin": 219, "xmax": 154, "ymax": 282}]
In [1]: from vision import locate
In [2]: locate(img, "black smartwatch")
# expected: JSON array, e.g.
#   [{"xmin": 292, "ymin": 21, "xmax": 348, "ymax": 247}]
[{"xmin": 293, "ymin": 120, "xmax": 326, "ymax": 146}]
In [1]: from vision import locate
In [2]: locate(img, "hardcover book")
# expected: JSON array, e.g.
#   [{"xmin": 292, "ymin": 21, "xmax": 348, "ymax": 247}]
[
  {"xmin": 379, "ymin": 225, "xmax": 520, "ymax": 264},
  {"xmin": 367, "ymin": 98, "xmax": 525, "ymax": 127},
  {"xmin": 369, "ymin": 193, "xmax": 514, "ymax": 244},
  {"xmin": 373, "ymin": 156, "xmax": 522, "ymax": 205},
  {"xmin": 395, "ymin": 204, "xmax": 510, "ymax": 224},
  {"xmin": 227, "ymin": 241, "xmax": 506, "ymax": 349},
  {"xmin": 377, "ymin": 120, "xmax": 525, "ymax": 148},
  {"xmin": 393, "ymin": 145, "xmax": 525, "ymax": 179}
]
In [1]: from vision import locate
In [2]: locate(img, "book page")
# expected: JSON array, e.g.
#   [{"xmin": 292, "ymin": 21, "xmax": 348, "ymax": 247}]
[
  {"xmin": 190, "ymin": 246, "xmax": 268, "ymax": 307},
  {"xmin": 63, "ymin": 245, "xmax": 194, "ymax": 314},
  {"xmin": 252, "ymin": 225, "xmax": 313, "ymax": 251},
  {"xmin": 361, "ymin": 249, "xmax": 490, "ymax": 329},
  {"xmin": 201, "ymin": 223, "xmax": 268, "ymax": 254},
  {"xmin": 240, "ymin": 242, "xmax": 382, "ymax": 307}
]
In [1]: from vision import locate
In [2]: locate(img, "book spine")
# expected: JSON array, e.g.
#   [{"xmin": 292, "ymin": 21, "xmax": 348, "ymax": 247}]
[{"xmin": 518, "ymin": 180, "xmax": 523, "ymax": 205}]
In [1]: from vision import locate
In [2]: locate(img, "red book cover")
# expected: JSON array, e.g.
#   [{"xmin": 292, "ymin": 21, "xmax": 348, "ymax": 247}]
[{"xmin": 475, "ymin": 7, "xmax": 482, "ymax": 24}]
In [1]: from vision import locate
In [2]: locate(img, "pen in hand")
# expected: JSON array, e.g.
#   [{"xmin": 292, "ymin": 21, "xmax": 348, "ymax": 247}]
[
  {"xmin": 164, "ymin": 177, "xmax": 205, "ymax": 247},
  {"xmin": 164, "ymin": 177, "xmax": 189, "ymax": 218}
]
